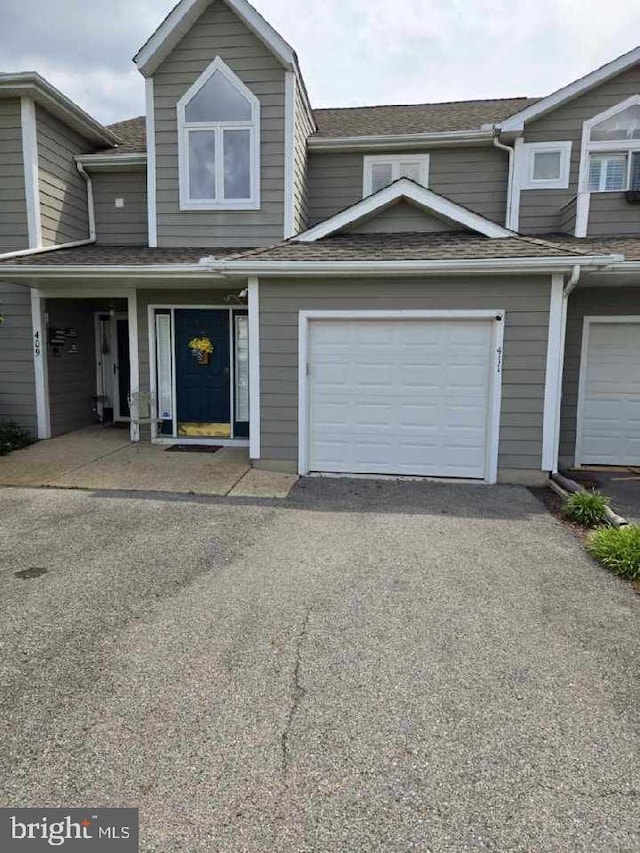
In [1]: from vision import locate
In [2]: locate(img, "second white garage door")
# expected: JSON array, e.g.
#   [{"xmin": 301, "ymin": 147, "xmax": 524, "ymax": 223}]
[
  {"xmin": 306, "ymin": 317, "xmax": 496, "ymax": 479},
  {"xmin": 577, "ymin": 320, "xmax": 640, "ymax": 465}
]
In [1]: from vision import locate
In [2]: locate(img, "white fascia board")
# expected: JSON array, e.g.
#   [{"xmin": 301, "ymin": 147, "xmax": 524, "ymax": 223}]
[
  {"xmin": 75, "ymin": 152, "xmax": 147, "ymax": 171},
  {"xmin": 295, "ymin": 178, "xmax": 514, "ymax": 241},
  {"xmin": 283, "ymin": 71, "xmax": 296, "ymax": 238},
  {"xmin": 0, "ymin": 265, "xmax": 228, "ymax": 279},
  {"xmin": 0, "ymin": 73, "xmax": 119, "ymax": 146},
  {"xmin": 145, "ymin": 78, "xmax": 157, "ymax": 247},
  {"xmin": 134, "ymin": 0, "xmax": 295, "ymax": 75},
  {"xmin": 499, "ymin": 45, "xmax": 640, "ymax": 132},
  {"xmin": 215, "ymin": 255, "xmax": 623, "ymax": 277},
  {"xmin": 307, "ymin": 129, "xmax": 494, "ymax": 152}
]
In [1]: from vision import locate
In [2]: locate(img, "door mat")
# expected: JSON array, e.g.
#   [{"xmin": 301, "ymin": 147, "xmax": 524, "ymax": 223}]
[{"xmin": 166, "ymin": 444, "xmax": 223, "ymax": 453}]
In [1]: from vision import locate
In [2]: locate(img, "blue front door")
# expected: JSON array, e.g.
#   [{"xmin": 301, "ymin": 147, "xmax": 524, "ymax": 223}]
[{"xmin": 174, "ymin": 309, "xmax": 231, "ymax": 436}]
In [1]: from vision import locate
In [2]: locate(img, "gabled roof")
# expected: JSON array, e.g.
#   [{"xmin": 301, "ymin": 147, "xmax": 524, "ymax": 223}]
[
  {"xmin": 499, "ymin": 44, "xmax": 640, "ymax": 132},
  {"xmin": 295, "ymin": 179, "xmax": 514, "ymax": 242},
  {"xmin": 0, "ymin": 72, "xmax": 119, "ymax": 147},
  {"xmin": 134, "ymin": 0, "xmax": 296, "ymax": 75}
]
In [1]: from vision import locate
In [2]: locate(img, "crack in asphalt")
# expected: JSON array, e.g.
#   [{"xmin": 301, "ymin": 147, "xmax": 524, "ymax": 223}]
[{"xmin": 281, "ymin": 607, "xmax": 311, "ymax": 776}]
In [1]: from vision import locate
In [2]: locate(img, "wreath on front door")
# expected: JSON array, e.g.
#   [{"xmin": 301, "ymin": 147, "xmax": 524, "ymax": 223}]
[{"xmin": 188, "ymin": 335, "xmax": 214, "ymax": 365}]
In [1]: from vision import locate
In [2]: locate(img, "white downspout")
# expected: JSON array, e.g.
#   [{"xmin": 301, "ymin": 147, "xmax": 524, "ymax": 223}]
[
  {"xmin": 493, "ymin": 133, "xmax": 515, "ymax": 230},
  {"xmin": 76, "ymin": 160, "xmax": 96, "ymax": 241},
  {"xmin": 552, "ymin": 265, "xmax": 581, "ymax": 471},
  {"xmin": 0, "ymin": 162, "xmax": 97, "ymax": 261}
]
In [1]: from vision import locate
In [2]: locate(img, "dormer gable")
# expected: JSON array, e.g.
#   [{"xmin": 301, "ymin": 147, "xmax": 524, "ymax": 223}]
[{"xmin": 295, "ymin": 178, "xmax": 514, "ymax": 242}]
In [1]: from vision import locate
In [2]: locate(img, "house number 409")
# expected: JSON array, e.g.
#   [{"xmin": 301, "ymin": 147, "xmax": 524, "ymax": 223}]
[{"xmin": 33, "ymin": 330, "xmax": 41, "ymax": 357}]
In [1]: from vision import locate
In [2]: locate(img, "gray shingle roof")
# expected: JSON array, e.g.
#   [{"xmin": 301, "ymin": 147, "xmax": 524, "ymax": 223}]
[
  {"xmin": 100, "ymin": 97, "xmax": 539, "ymax": 153},
  {"xmin": 541, "ymin": 234, "xmax": 640, "ymax": 261},
  {"xmin": 104, "ymin": 116, "xmax": 146, "ymax": 153},
  {"xmin": 312, "ymin": 98, "xmax": 539, "ymax": 137},
  {"xmin": 0, "ymin": 246, "xmax": 246, "ymax": 266},
  {"xmin": 230, "ymin": 232, "xmax": 599, "ymax": 262}
]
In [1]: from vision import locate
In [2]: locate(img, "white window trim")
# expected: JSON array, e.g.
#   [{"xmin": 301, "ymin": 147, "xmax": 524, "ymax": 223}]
[
  {"xmin": 297, "ymin": 309, "xmax": 504, "ymax": 484},
  {"xmin": 574, "ymin": 315, "xmax": 640, "ymax": 467},
  {"xmin": 177, "ymin": 56, "xmax": 260, "ymax": 211},
  {"xmin": 520, "ymin": 141, "xmax": 572, "ymax": 190},
  {"xmin": 362, "ymin": 153, "xmax": 430, "ymax": 196},
  {"xmin": 587, "ymin": 152, "xmax": 632, "ymax": 192}
]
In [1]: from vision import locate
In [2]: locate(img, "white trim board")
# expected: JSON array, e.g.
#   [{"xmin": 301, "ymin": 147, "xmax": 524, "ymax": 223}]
[
  {"xmin": 30, "ymin": 289, "xmax": 51, "ymax": 439},
  {"xmin": 128, "ymin": 290, "xmax": 140, "ymax": 442},
  {"xmin": 295, "ymin": 178, "xmax": 515, "ymax": 241},
  {"xmin": 283, "ymin": 71, "xmax": 295, "ymax": 238},
  {"xmin": 297, "ymin": 309, "xmax": 505, "ymax": 484},
  {"xmin": 541, "ymin": 274, "xmax": 566, "ymax": 472},
  {"xmin": 134, "ymin": 0, "xmax": 295, "ymax": 74},
  {"xmin": 248, "ymin": 277, "xmax": 260, "ymax": 460},
  {"xmin": 574, "ymin": 315, "xmax": 640, "ymax": 467},
  {"xmin": 499, "ymin": 44, "xmax": 640, "ymax": 132},
  {"xmin": 145, "ymin": 78, "xmax": 157, "ymax": 247},
  {"xmin": 21, "ymin": 97, "xmax": 42, "ymax": 249}
]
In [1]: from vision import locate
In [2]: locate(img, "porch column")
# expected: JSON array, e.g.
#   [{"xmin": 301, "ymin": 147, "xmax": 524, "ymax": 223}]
[
  {"xmin": 248, "ymin": 276, "xmax": 260, "ymax": 460},
  {"xmin": 30, "ymin": 288, "xmax": 51, "ymax": 439},
  {"xmin": 127, "ymin": 289, "xmax": 140, "ymax": 442},
  {"xmin": 542, "ymin": 273, "xmax": 567, "ymax": 472}
]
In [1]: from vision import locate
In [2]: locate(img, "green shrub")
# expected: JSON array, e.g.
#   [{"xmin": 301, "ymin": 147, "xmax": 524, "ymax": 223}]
[
  {"xmin": 587, "ymin": 525, "xmax": 640, "ymax": 580},
  {"xmin": 563, "ymin": 490, "xmax": 610, "ymax": 528},
  {"xmin": 0, "ymin": 421, "xmax": 35, "ymax": 456}
]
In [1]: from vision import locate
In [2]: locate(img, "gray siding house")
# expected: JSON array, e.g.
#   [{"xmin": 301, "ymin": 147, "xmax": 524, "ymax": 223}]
[{"xmin": 1, "ymin": 0, "xmax": 640, "ymax": 485}]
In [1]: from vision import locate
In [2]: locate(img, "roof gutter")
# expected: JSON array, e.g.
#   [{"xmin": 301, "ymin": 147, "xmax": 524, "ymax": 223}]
[
  {"xmin": 75, "ymin": 152, "xmax": 147, "ymax": 171},
  {"xmin": 211, "ymin": 254, "xmax": 624, "ymax": 277},
  {"xmin": 307, "ymin": 128, "xmax": 494, "ymax": 152}
]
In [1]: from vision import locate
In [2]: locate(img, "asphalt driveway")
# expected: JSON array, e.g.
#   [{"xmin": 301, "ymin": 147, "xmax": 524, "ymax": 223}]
[{"xmin": 0, "ymin": 480, "xmax": 638, "ymax": 852}]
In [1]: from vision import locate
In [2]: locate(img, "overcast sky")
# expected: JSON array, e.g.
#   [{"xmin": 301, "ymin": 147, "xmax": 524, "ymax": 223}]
[{"xmin": 1, "ymin": 0, "xmax": 640, "ymax": 126}]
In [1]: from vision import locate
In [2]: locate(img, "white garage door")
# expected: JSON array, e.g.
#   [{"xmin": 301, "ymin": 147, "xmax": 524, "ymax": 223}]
[
  {"xmin": 578, "ymin": 321, "xmax": 640, "ymax": 465},
  {"xmin": 307, "ymin": 317, "xmax": 495, "ymax": 479}
]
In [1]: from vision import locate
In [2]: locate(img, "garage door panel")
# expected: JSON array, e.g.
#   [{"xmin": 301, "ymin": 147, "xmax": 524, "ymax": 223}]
[
  {"xmin": 580, "ymin": 321, "xmax": 640, "ymax": 465},
  {"xmin": 308, "ymin": 318, "xmax": 494, "ymax": 479}
]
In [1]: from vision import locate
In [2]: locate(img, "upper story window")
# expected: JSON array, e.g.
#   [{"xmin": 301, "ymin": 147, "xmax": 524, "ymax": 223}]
[
  {"xmin": 177, "ymin": 56, "xmax": 260, "ymax": 210},
  {"xmin": 520, "ymin": 142, "xmax": 572, "ymax": 189},
  {"xmin": 363, "ymin": 154, "xmax": 429, "ymax": 196},
  {"xmin": 581, "ymin": 95, "xmax": 640, "ymax": 193}
]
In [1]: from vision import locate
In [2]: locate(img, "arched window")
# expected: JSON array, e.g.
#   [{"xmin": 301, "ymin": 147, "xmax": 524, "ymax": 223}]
[
  {"xmin": 581, "ymin": 96, "xmax": 640, "ymax": 193},
  {"xmin": 177, "ymin": 56, "xmax": 260, "ymax": 209}
]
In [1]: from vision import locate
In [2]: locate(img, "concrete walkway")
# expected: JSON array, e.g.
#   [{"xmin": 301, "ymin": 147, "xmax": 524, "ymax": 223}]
[
  {"xmin": 0, "ymin": 426, "xmax": 297, "ymax": 498},
  {"xmin": 0, "ymin": 480, "xmax": 638, "ymax": 851}
]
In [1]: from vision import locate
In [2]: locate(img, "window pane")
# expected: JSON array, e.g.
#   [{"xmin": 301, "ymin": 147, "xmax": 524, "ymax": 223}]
[
  {"xmin": 588, "ymin": 157, "xmax": 602, "ymax": 191},
  {"xmin": 223, "ymin": 129, "xmax": 251, "ymax": 199},
  {"xmin": 185, "ymin": 70, "xmax": 252, "ymax": 122},
  {"xmin": 533, "ymin": 151, "xmax": 561, "ymax": 180},
  {"xmin": 631, "ymin": 152, "xmax": 640, "ymax": 191},
  {"xmin": 591, "ymin": 104, "xmax": 640, "ymax": 141},
  {"xmin": 235, "ymin": 315, "xmax": 249, "ymax": 423},
  {"xmin": 399, "ymin": 161, "xmax": 421, "ymax": 183},
  {"xmin": 189, "ymin": 130, "xmax": 215, "ymax": 199},
  {"xmin": 604, "ymin": 156, "xmax": 627, "ymax": 190},
  {"xmin": 370, "ymin": 162, "xmax": 393, "ymax": 193}
]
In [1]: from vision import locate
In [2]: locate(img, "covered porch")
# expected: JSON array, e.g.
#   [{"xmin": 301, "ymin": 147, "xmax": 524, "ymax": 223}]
[{"xmin": 0, "ymin": 246, "xmax": 258, "ymax": 453}]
